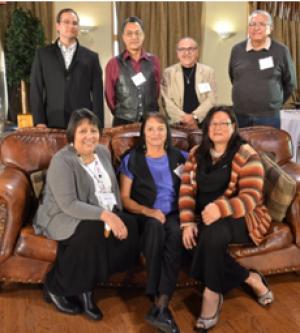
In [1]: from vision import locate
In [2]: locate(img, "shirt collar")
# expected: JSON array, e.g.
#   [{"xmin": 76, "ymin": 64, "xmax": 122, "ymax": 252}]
[
  {"xmin": 57, "ymin": 39, "xmax": 77, "ymax": 52},
  {"xmin": 122, "ymin": 49, "xmax": 149, "ymax": 61},
  {"xmin": 246, "ymin": 37, "xmax": 271, "ymax": 52}
]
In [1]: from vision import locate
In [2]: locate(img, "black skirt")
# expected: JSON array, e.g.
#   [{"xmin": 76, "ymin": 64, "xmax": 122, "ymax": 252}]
[{"xmin": 45, "ymin": 211, "xmax": 139, "ymax": 296}]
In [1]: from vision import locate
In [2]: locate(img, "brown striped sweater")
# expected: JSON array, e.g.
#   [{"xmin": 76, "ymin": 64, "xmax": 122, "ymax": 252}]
[{"xmin": 179, "ymin": 143, "xmax": 272, "ymax": 245}]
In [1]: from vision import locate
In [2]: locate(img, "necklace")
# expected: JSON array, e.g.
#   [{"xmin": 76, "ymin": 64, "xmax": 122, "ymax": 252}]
[
  {"xmin": 183, "ymin": 66, "xmax": 195, "ymax": 85},
  {"xmin": 86, "ymin": 159, "xmax": 102, "ymax": 179}
]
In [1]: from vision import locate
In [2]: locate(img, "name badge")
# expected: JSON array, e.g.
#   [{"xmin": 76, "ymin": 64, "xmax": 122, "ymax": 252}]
[
  {"xmin": 198, "ymin": 82, "xmax": 211, "ymax": 93},
  {"xmin": 259, "ymin": 56, "xmax": 274, "ymax": 70},
  {"xmin": 131, "ymin": 72, "xmax": 146, "ymax": 86},
  {"xmin": 173, "ymin": 164, "xmax": 184, "ymax": 178},
  {"xmin": 98, "ymin": 192, "xmax": 117, "ymax": 210}
]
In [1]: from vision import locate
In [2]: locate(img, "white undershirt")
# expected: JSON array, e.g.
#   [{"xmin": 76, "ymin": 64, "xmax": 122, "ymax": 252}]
[{"xmin": 58, "ymin": 40, "xmax": 77, "ymax": 69}]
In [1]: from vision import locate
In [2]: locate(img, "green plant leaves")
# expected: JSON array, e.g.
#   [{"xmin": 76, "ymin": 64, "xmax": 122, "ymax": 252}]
[{"xmin": 4, "ymin": 8, "xmax": 45, "ymax": 87}]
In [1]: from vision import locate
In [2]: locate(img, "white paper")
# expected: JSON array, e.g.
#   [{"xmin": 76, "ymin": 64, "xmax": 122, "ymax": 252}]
[
  {"xmin": 98, "ymin": 192, "xmax": 117, "ymax": 210},
  {"xmin": 259, "ymin": 56, "xmax": 274, "ymax": 70},
  {"xmin": 131, "ymin": 72, "xmax": 146, "ymax": 86},
  {"xmin": 173, "ymin": 164, "xmax": 185, "ymax": 178},
  {"xmin": 198, "ymin": 82, "xmax": 211, "ymax": 93}
]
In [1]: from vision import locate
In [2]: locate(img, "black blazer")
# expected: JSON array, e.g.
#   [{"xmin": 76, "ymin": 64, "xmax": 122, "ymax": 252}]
[{"xmin": 30, "ymin": 40, "xmax": 104, "ymax": 128}]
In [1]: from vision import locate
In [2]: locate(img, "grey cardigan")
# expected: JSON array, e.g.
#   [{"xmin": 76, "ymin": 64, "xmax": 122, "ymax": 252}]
[{"xmin": 33, "ymin": 144, "xmax": 122, "ymax": 241}]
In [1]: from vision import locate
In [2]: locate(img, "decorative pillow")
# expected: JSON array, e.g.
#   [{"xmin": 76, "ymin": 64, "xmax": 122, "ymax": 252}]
[
  {"xmin": 260, "ymin": 153, "xmax": 296, "ymax": 222},
  {"xmin": 30, "ymin": 170, "xmax": 47, "ymax": 199}
]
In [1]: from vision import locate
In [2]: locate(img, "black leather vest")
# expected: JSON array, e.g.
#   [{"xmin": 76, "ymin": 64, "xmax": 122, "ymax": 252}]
[
  {"xmin": 115, "ymin": 52, "xmax": 159, "ymax": 122},
  {"xmin": 128, "ymin": 147, "xmax": 186, "ymax": 207}
]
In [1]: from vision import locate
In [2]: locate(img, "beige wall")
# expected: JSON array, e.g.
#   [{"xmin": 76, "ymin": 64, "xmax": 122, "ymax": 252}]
[
  {"xmin": 202, "ymin": 2, "xmax": 248, "ymax": 104},
  {"xmin": 53, "ymin": 2, "xmax": 113, "ymax": 126},
  {"xmin": 53, "ymin": 1, "xmax": 248, "ymax": 124}
]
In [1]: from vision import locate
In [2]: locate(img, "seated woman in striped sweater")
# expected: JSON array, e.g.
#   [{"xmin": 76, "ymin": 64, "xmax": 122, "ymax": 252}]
[{"xmin": 179, "ymin": 106, "xmax": 274, "ymax": 331}]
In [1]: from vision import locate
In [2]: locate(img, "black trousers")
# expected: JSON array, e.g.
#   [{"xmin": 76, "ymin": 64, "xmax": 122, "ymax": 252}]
[
  {"xmin": 46, "ymin": 211, "xmax": 139, "ymax": 296},
  {"xmin": 190, "ymin": 217, "xmax": 252, "ymax": 294},
  {"xmin": 137, "ymin": 213, "xmax": 183, "ymax": 297},
  {"xmin": 112, "ymin": 117, "xmax": 136, "ymax": 127}
]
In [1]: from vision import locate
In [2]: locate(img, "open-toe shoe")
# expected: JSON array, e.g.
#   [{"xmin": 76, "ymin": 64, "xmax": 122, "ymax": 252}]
[
  {"xmin": 194, "ymin": 294, "xmax": 223, "ymax": 332},
  {"xmin": 243, "ymin": 269, "xmax": 274, "ymax": 307}
]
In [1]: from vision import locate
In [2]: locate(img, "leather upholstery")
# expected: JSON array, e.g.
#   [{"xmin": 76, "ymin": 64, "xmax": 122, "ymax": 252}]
[{"xmin": 0, "ymin": 125, "xmax": 299, "ymax": 286}]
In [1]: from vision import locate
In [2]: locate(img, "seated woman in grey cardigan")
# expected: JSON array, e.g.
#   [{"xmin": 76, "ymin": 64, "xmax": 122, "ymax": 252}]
[{"xmin": 34, "ymin": 108, "xmax": 138, "ymax": 320}]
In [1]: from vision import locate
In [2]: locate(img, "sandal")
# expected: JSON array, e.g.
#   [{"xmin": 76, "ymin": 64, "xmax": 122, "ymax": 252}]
[
  {"xmin": 194, "ymin": 294, "xmax": 223, "ymax": 332},
  {"xmin": 244, "ymin": 269, "xmax": 274, "ymax": 306}
]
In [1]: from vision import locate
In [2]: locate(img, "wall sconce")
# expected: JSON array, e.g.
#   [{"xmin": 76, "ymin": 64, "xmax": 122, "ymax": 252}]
[
  {"xmin": 214, "ymin": 21, "xmax": 235, "ymax": 39},
  {"xmin": 79, "ymin": 25, "xmax": 97, "ymax": 34},
  {"xmin": 79, "ymin": 16, "xmax": 97, "ymax": 34}
]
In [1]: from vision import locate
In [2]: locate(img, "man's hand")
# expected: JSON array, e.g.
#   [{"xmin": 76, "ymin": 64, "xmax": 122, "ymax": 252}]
[
  {"xmin": 181, "ymin": 114, "xmax": 198, "ymax": 129},
  {"xmin": 36, "ymin": 124, "xmax": 47, "ymax": 128}
]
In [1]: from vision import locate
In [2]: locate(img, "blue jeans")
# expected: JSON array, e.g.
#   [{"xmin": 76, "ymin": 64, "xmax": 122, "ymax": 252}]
[{"xmin": 236, "ymin": 113, "xmax": 280, "ymax": 129}]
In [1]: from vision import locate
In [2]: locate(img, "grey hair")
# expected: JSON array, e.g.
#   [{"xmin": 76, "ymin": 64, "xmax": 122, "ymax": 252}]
[
  {"xmin": 176, "ymin": 36, "xmax": 198, "ymax": 49},
  {"xmin": 248, "ymin": 10, "xmax": 273, "ymax": 27}
]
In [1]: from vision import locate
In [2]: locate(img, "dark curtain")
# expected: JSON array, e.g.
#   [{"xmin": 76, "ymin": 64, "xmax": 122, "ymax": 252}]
[
  {"xmin": 116, "ymin": 2, "xmax": 203, "ymax": 71},
  {"xmin": 250, "ymin": 2, "xmax": 300, "ymax": 104}
]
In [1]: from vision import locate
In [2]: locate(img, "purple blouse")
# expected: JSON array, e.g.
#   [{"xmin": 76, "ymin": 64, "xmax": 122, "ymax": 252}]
[{"xmin": 120, "ymin": 151, "xmax": 188, "ymax": 214}]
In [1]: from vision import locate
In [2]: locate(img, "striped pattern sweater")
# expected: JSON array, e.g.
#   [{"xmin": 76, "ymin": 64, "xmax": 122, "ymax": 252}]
[{"xmin": 179, "ymin": 143, "xmax": 272, "ymax": 245}]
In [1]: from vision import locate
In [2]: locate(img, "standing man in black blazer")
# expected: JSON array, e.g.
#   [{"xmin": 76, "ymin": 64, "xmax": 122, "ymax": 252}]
[{"xmin": 30, "ymin": 8, "xmax": 104, "ymax": 129}]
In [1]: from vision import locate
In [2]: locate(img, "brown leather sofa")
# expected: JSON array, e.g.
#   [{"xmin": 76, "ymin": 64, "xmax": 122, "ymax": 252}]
[{"xmin": 0, "ymin": 125, "xmax": 300, "ymax": 287}]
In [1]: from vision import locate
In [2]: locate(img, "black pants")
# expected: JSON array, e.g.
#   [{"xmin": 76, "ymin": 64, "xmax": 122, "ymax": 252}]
[
  {"xmin": 46, "ymin": 211, "xmax": 139, "ymax": 296},
  {"xmin": 137, "ymin": 213, "xmax": 183, "ymax": 297},
  {"xmin": 190, "ymin": 217, "xmax": 252, "ymax": 294},
  {"xmin": 112, "ymin": 117, "xmax": 136, "ymax": 127}
]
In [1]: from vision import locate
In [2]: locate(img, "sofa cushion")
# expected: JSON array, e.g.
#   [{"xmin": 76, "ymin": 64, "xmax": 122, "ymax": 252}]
[
  {"xmin": 229, "ymin": 222, "xmax": 293, "ymax": 258},
  {"xmin": 261, "ymin": 153, "xmax": 296, "ymax": 222},
  {"xmin": 30, "ymin": 169, "xmax": 47, "ymax": 199}
]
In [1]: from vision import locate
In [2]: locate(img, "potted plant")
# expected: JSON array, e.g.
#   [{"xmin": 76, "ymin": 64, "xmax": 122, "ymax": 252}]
[{"xmin": 5, "ymin": 8, "xmax": 45, "ymax": 124}]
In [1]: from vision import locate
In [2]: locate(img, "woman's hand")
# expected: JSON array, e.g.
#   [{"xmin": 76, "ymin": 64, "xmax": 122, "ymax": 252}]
[
  {"xmin": 201, "ymin": 203, "xmax": 221, "ymax": 225},
  {"xmin": 100, "ymin": 210, "xmax": 128, "ymax": 240},
  {"xmin": 143, "ymin": 207, "xmax": 166, "ymax": 224},
  {"xmin": 182, "ymin": 225, "xmax": 198, "ymax": 249}
]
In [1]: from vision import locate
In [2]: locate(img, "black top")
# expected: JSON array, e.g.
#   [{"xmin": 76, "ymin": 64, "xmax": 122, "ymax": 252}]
[
  {"xmin": 182, "ymin": 65, "xmax": 200, "ymax": 114},
  {"xmin": 195, "ymin": 143, "xmax": 241, "ymax": 213}
]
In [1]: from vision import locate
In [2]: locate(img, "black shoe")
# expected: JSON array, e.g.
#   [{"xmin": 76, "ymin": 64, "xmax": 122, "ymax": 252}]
[
  {"xmin": 145, "ymin": 305, "xmax": 180, "ymax": 333},
  {"xmin": 79, "ymin": 291, "xmax": 103, "ymax": 320},
  {"xmin": 44, "ymin": 286, "xmax": 82, "ymax": 315}
]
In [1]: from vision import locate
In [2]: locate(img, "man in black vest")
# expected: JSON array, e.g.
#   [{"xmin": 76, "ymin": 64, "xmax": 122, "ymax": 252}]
[
  {"xmin": 30, "ymin": 8, "xmax": 104, "ymax": 129},
  {"xmin": 105, "ymin": 16, "xmax": 160, "ymax": 127}
]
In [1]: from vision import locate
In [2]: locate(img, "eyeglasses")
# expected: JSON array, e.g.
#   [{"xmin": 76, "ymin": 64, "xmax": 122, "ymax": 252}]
[
  {"xmin": 209, "ymin": 121, "xmax": 232, "ymax": 128},
  {"xmin": 248, "ymin": 22, "xmax": 268, "ymax": 28},
  {"xmin": 177, "ymin": 47, "xmax": 198, "ymax": 53},
  {"xmin": 60, "ymin": 20, "xmax": 78, "ymax": 26},
  {"xmin": 124, "ymin": 31, "xmax": 144, "ymax": 38}
]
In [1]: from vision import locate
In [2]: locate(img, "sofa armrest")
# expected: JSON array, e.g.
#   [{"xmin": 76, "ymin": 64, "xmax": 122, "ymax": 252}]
[
  {"xmin": 0, "ymin": 166, "xmax": 31, "ymax": 262},
  {"xmin": 280, "ymin": 161, "xmax": 300, "ymax": 247}
]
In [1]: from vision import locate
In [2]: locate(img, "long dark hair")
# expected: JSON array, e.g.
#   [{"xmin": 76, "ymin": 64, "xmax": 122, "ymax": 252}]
[
  {"xmin": 197, "ymin": 106, "xmax": 244, "ymax": 164},
  {"xmin": 136, "ymin": 112, "xmax": 172, "ymax": 152}
]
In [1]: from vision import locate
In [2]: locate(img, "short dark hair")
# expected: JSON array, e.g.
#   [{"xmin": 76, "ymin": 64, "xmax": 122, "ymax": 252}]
[
  {"xmin": 121, "ymin": 16, "xmax": 144, "ymax": 34},
  {"xmin": 137, "ymin": 112, "xmax": 172, "ymax": 151},
  {"xmin": 66, "ymin": 108, "xmax": 100, "ymax": 143},
  {"xmin": 56, "ymin": 8, "xmax": 79, "ymax": 24},
  {"xmin": 197, "ymin": 105, "xmax": 244, "ymax": 164}
]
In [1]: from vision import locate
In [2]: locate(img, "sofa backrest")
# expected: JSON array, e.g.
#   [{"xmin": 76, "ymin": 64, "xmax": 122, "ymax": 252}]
[{"xmin": 0, "ymin": 125, "xmax": 293, "ymax": 174}]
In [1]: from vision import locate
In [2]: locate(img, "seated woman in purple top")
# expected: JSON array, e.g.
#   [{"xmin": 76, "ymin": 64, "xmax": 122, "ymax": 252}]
[{"xmin": 120, "ymin": 113, "xmax": 187, "ymax": 333}]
